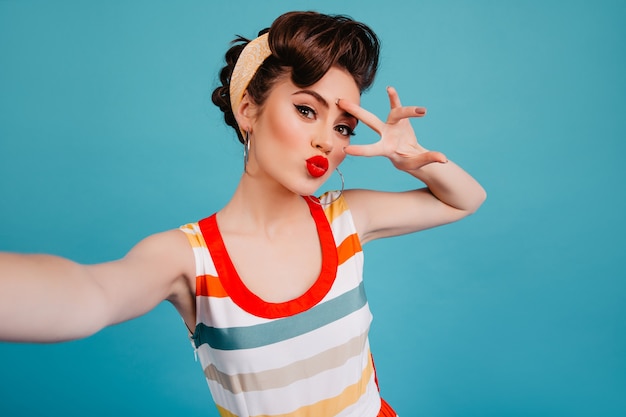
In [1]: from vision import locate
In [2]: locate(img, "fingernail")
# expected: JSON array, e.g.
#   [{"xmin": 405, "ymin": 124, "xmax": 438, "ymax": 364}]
[
  {"xmin": 416, "ymin": 108, "xmax": 426, "ymax": 115},
  {"xmin": 335, "ymin": 98, "xmax": 341, "ymax": 105}
]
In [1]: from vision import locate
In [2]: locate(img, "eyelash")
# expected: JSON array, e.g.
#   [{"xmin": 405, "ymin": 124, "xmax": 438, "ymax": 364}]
[
  {"xmin": 295, "ymin": 105, "xmax": 316, "ymax": 119},
  {"xmin": 294, "ymin": 105, "xmax": 356, "ymax": 137},
  {"xmin": 336, "ymin": 125, "xmax": 355, "ymax": 137}
]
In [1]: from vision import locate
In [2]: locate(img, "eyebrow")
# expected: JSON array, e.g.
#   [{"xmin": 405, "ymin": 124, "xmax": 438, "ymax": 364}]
[
  {"xmin": 292, "ymin": 89, "xmax": 358, "ymax": 124},
  {"xmin": 292, "ymin": 90, "xmax": 329, "ymax": 108}
]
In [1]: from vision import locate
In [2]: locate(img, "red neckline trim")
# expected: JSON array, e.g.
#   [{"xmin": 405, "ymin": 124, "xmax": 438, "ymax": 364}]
[{"xmin": 198, "ymin": 196, "xmax": 338, "ymax": 319}]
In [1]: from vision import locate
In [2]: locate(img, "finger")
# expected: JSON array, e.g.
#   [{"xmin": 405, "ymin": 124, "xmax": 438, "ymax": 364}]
[
  {"xmin": 387, "ymin": 106, "xmax": 427, "ymax": 124},
  {"xmin": 336, "ymin": 98, "xmax": 385, "ymax": 133},
  {"xmin": 387, "ymin": 86, "xmax": 403, "ymax": 109},
  {"xmin": 343, "ymin": 142, "xmax": 386, "ymax": 157}
]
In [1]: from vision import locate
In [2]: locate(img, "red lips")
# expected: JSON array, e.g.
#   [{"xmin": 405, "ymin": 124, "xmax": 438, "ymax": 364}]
[{"xmin": 306, "ymin": 155, "xmax": 329, "ymax": 178}]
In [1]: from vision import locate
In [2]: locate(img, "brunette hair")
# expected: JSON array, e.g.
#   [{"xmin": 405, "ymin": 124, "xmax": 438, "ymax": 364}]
[{"xmin": 212, "ymin": 11, "xmax": 380, "ymax": 143}]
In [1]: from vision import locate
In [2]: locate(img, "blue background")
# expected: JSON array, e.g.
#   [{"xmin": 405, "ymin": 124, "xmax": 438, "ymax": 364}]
[{"xmin": 1, "ymin": 1, "xmax": 624, "ymax": 416}]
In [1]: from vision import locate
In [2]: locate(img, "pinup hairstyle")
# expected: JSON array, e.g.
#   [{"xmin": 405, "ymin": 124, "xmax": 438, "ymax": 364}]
[{"xmin": 212, "ymin": 11, "xmax": 381, "ymax": 143}]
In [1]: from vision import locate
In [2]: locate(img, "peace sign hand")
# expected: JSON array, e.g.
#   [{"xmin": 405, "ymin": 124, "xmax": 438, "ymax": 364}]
[{"xmin": 339, "ymin": 87, "xmax": 447, "ymax": 172}]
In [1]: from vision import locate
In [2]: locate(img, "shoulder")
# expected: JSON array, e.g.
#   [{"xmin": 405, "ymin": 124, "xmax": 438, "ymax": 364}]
[
  {"xmin": 132, "ymin": 227, "xmax": 194, "ymax": 254},
  {"xmin": 123, "ymin": 228, "xmax": 196, "ymax": 281}
]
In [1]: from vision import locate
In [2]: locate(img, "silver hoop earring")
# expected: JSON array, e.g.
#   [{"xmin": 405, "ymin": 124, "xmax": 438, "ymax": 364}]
[
  {"xmin": 307, "ymin": 167, "xmax": 345, "ymax": 206},
  {"xmin": 243, "ymin": 131, "xmax": 250, "ymax": 173}
]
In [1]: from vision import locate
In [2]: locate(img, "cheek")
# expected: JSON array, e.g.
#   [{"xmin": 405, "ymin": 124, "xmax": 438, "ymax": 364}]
[
  {"xmin": 331, "ymin": 150, "xmax": 347, "ymax": 168},
  {"xmin": 264, "ymin": 105, "xmax": 303, "ymax": 148}
]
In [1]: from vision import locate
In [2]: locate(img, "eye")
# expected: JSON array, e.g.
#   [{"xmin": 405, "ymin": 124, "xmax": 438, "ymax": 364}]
[
  {"xmin": 295, "ymin": 105, "xmax": 316, "ymax": 120},
  {"xmin": 335, "ymin": 125, "xmax": 356, "ymax": 137}
]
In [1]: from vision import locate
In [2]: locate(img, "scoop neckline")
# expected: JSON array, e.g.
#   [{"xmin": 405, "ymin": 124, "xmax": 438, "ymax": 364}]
[{"xmin": 201, "ymin": 196, "xmax": 338, "ymax": 319}]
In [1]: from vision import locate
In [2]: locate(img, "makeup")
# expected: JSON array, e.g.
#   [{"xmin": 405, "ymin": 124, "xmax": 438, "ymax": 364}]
[{"xmin": 306, "ymin": 156, "xmax": 329, "ymax": 178}]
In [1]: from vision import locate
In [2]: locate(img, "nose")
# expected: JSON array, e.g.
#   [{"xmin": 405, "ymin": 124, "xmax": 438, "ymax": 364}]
[{"xmin": 311, "ymin": 129, "xmax": 333, "ymax": 154}]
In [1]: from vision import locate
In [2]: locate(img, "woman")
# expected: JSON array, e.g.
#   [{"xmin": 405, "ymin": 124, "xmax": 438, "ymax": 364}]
[{"xmin": 0, "ymin": 11, "xmax": 485, "ymax": 417}]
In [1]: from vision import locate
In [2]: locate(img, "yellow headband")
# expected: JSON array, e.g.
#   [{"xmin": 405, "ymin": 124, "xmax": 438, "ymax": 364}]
[{"xmin": 229, "ymin": 33, "xmax": 272, "ymax": 136}]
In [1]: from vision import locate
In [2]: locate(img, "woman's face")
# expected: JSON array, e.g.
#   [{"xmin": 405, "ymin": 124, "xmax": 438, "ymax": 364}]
[{"xmin": 246, "ymin": 66, "xmax": 361, "ymax": 196}]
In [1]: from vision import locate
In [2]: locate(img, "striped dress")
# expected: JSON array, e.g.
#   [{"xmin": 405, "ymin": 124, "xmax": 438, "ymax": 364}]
[{"xmin": 180, "ymin": 192, "xmax": 394, "ymax": 417}]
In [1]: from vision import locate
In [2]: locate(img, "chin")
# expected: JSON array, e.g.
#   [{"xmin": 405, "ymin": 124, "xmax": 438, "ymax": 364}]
[
  {"xmin": 296, "ymin": 187, "xmax": 322, "ymax": 197},
  {"xmin": 289, "ymin": 180, "xmax": 324, "ymax": 198}
]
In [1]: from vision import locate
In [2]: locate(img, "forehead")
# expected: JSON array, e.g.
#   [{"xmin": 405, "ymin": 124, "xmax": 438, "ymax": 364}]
[{"xmin": 274, "ymin": 67, "xmax": 361, "ymax": 104}]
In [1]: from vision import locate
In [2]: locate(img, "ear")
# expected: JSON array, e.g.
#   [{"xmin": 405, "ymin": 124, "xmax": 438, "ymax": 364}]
[{"xmin": 233, "ymin": 92, "xmax": 257, "ymax": 133}]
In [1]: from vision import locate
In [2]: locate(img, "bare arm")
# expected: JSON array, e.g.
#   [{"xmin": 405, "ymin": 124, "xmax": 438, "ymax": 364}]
[
  {"xmin": 0, "ymin": 229, "xmax": 194, "ymax": 343},
  {"xmin": 339, "ymin": 87, "xmax": 486, "ymax": 243}
]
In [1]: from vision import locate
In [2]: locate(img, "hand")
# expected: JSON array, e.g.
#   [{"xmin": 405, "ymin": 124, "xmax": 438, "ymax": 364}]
[{"xmin": 339, "ymin": 86, "xmax": 447, "ymax": 172}]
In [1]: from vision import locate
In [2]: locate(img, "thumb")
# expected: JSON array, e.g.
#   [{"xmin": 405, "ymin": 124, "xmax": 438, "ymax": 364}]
[
  {"xmin": 408, "ymin": 150, "xmax": 448, "ymax": 164},
  {"xmin": 400, "ymin": 151, "xmax": 448, "ymax": 169}
]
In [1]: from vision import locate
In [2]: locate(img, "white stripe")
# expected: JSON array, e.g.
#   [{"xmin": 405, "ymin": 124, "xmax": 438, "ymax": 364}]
[
  {"xmin": 193, "ymin": 247, "xmax": 217, "ymax": 277},
  {"xmin": 329, "ymin": 208, "xmax": 360, "ymax": 244},
  {"xmin": 322, "ymin": 252, "xmax": 364, "ymax": 302}
]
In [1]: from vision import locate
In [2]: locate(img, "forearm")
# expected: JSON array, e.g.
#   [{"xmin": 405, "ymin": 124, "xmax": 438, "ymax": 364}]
[
  {"xmin": 405, "ymin": 159, "xmax": 487, "ymax": 213},
  {"xmin": 0, "ymin": 253, "xmax": 108, "ymax": 343}
]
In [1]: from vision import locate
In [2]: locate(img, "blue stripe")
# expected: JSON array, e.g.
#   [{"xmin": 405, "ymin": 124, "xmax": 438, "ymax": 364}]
[{"xmin": 193, "ymin": 282, "xmax": 367, "ymax": 350}]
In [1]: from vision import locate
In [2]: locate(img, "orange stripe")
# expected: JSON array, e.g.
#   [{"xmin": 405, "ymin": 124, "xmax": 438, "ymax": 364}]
[
  {"xmin": 196, "ymin": 274, "xmax": 228, "ymax": 298},
  {"xmin": 337, "ymin": 233, "xmax": 362, "ymax": 266}
]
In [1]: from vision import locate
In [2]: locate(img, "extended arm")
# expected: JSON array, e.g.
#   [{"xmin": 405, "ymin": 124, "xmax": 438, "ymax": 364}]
[{"xmin": 0, "ymin": 229, "xmax": 194, "ymax": 343}]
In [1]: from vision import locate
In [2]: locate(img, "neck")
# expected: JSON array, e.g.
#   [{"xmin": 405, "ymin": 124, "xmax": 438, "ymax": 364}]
[{"xmin": 217, "ymin": 172, "xmax": 312, "ymax": 234}]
